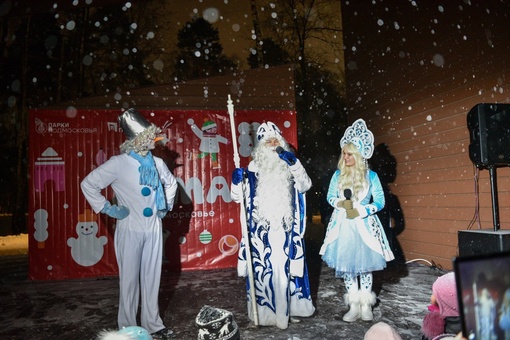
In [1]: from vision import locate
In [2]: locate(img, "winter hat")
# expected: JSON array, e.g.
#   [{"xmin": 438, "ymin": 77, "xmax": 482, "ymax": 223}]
[
  {"xmin": 340, "ymin": 118, "xmax": 374, "ymax": 159},
  {"xmin": 196, "ymin": 305, "xmax": 240, "ymax": 340},
  {"xmin": 364, "ymin": 322, "xmax": 402, "ymax": 340},
  {"xmin": 256, "ymin": 121, "xmax": 282, "ymax": 141},
  {"xmin": 118, "ymin": 108, "xmax": 162, "ymax": 154},
  {"xmin": 118, "ymin": 108, "xmax": 153, "ymax": 140},
  {"xmin": 432, "ymin": 272, "xmax": 459, "ymax": 317},
  {"xmin": 97, "ymin": 326, "xmax": 153, "ymax": 340},
  {"xmin": 201, "ymin": 119, "xmax": 217, "ymax": 131}
]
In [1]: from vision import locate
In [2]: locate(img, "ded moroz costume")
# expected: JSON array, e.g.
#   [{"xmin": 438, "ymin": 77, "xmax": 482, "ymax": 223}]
[{"xmin": 230, "ymin": 122, "xmax": 315, "ymax": 330}]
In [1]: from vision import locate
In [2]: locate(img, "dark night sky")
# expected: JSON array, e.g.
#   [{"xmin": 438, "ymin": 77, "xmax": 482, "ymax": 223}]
[
  {"xmin": 2, "ymin": 0, "xmax": 342, "ymax": 73},
  {"xmin": 167, "ymin": 1, "xmax": 254, "ymax": 64},
  {"xmin": 2, "ymin": 0, "xmax": 254, "ymax": 63}
]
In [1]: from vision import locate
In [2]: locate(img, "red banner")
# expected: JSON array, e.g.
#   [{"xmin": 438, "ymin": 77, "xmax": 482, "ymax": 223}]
[{"xmin": 28, "ymin": 108, "xmax": 297, "ymax": 280}]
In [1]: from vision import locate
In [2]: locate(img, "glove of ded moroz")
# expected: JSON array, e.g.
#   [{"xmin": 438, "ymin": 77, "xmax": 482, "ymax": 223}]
[
  {"xmin": 277, "ymin": 149, "xmax": 297, "ymax": 166},
  {"xmin": 232, "ymin": 168, "xmax": 244, "ymax": 185}
]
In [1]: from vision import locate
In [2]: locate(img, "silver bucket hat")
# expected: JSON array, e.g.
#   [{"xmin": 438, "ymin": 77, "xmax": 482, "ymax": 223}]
[{"xmin": 118, "ymin": 108, "xmax": 152, "ymax": 140}]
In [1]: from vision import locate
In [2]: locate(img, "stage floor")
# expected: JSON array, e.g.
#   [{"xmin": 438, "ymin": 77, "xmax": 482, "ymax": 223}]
[{"xmin": 1, "ymin": 234, "xmax": 445, "ymax": 340}]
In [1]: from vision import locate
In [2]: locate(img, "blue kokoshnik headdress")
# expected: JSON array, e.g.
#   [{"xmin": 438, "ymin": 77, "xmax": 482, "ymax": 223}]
[{"xmin": 340, "ymin": 118, "xmax": 375, "ymax": 159}]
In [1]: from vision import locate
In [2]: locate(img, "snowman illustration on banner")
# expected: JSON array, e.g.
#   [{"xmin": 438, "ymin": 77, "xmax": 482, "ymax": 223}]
[
  {"xmin": 188, "ymin": 118, "xmax": 228, "ymax": 169},
  {"xmin": 67, "ymin": 209, "xmax": 108, "ymax": 267}
]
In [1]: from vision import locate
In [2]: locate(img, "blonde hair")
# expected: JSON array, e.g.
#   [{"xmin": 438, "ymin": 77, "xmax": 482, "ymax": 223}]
[{"xmin": 337, "ymin": 143, "xmax": 368, "ymax": 200}]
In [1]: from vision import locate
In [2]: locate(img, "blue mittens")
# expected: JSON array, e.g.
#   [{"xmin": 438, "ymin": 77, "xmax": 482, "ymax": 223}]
[
  {"xmin": 232, "ymin": 168, "xmax": 244, "ymax": 185},
  {"xmin": 101, "ymin": 201, "xmax": 130, "ymax": 219},
  {"xmin": 156, "ymin": 204, "xmax": 172, "ymax": 219},
  {"xmin": 156, "ymin": 210, "xmax": 167, "ymax": 219},
  {"xmin": 278, "ymin": 150, "xmax": 297, "ymax": 166}
]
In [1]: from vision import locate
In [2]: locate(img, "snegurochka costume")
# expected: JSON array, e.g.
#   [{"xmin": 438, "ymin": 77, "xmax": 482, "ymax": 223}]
[
  {"xmin": 230, "ymin": 122, "xmax": 315, "ymax": 330},
  {"xmin": 320, "ymin": 118, "xmax": 394, "ymax": 323},
  {"xmin": 81, "ymin": 109, "xmax": 178, "ymax": 339}
]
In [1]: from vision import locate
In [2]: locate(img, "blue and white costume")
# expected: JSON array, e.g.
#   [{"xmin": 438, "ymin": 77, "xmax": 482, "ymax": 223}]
[
  {"xmin": 230, "ymin": 122, "xmax": 315, "ymax": 329},
  {"xmin": 319, "ymin": 118, "xmax": 394, "ymax": 323},
  {"xmin": 320, "ymin": 169, "xmax": 394, "ymax": 273}
]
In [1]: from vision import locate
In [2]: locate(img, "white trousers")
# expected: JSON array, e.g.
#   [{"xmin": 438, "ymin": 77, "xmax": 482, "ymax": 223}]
[{"xmin": 115, "ymin": 223, "xmax": 164, "ymax": 333}]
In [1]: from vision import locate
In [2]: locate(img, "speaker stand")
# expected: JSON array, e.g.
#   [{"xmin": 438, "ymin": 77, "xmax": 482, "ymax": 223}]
[
  {"xmin": 458, "ymin": 165, "xmax": 505, "ymax": 257},
  {"xmin": 489, "ymin": 166, "xmax": 500, "ymax": 231}
]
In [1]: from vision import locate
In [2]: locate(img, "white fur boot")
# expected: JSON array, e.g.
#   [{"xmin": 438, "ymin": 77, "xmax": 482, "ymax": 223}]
[
  {"xmin": 342, "ymin": 291, "xmax": 361, "ymax": 322},
  {"xmin": 359, "ymin": 291, "xmax": 377, "ymax": 321}
]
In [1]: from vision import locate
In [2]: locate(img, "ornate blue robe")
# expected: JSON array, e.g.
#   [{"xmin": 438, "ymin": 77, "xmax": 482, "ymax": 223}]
[{"xmin": 230, "ymin": 159, "xmax": 315, "ymax": 329}]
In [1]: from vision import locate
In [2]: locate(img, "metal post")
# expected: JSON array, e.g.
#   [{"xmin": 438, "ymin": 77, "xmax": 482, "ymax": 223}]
[{"xmin": 488, "ymin": 166, "xmax": 500, "ymax": 231}]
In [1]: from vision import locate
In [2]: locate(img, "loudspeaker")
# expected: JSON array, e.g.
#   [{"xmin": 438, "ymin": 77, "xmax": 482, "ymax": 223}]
[
  {"xmin": 458, "ymin": 229, "xmax": 510, "ymax": 257},
  {"xmin": 467, "ymin": 103, "xmax": 510, "ymax": 168}
]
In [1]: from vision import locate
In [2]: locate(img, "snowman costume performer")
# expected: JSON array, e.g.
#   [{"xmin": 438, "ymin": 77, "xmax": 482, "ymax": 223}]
[
  {"xmin": 320, "ymin": 119, "xmax": 394, "ymax": 323},
  {"xmin": 230, "ymin": 122, "xmax": 315, "ymax": 330},
  {"xmin": 81, "ymin": 109, "xmax": 178, "ymax": 340}
]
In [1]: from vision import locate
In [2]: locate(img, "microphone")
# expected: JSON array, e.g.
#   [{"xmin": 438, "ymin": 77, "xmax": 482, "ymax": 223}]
[
  {"xmin": 275, "ymin": 146, "xmax": 296, "ymax": 165},
  {"xmin": 344, "ymin": 189, "xmax": 352, "ymax": 200}
]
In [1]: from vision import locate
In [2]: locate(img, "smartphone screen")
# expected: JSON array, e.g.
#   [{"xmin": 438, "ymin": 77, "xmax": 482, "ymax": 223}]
[{"xmin": 454, "ymin": 251, "xmax": 510, "ymax": 340}]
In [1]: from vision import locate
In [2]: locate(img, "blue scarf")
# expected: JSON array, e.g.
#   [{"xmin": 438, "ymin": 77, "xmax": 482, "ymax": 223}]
[{"xmin": 129, "ymin": 151, "xmax": 166, "ymax": 211}]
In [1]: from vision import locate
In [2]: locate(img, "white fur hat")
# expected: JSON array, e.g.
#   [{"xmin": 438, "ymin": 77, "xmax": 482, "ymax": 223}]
[{"xmin": 256, "ymin": 121, "xmax": 282, "ymax": 141}]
